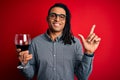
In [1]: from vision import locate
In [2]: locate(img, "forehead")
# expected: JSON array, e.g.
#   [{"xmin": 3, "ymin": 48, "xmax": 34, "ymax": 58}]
[{"xmin": 50, "ymin": 7, "xmax": 66, "ymax": 14}]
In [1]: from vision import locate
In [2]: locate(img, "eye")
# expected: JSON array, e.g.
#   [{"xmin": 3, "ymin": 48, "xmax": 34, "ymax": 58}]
[
  {"xmin": 49, "ymin": 13, "xmax": 56, "ymax": 18},
  {"xmin": 59, "ymin": 14, "xmax": 66, "ymax": 18}
]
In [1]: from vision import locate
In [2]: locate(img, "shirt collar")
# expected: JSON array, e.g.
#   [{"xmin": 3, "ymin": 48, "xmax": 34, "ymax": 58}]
[{"xmin": 45, "ymin": 30, "xmax": 62, "ymax": 42}]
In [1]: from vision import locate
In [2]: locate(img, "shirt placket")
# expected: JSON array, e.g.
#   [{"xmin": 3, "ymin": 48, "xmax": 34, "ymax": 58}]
[{"xmin": 53, "ymin": 42, "xmax": 57, "ymax": 80}]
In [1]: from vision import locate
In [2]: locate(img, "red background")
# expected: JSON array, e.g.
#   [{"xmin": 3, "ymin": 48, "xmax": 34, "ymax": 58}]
[{"xmin": 0, "ymin": 0, "xmax": 120, "ymax": 80}]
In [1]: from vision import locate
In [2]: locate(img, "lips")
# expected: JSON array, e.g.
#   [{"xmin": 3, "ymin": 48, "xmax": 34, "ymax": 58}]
[{"xmin": 53, "ymin": 23, "xmax": 60, "ymax": 27}]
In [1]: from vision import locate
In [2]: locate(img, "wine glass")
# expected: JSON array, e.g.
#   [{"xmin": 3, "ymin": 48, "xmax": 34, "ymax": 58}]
[
  {"xmin": 15, "ymin": 34, "xmax": 31, "ymax": 51},
  {"xmin": 15, "ymin": 34, "xmax": 31, "ymax": 69}
]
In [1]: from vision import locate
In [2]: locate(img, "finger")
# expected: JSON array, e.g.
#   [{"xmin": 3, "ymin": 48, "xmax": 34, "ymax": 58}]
[
  {"xmin": 23, "ymin": 53, "xmax": 27, "ymax": 62},
  {"xmin": 18, "ymin": 51, "xmax": 29, "ymax": 62},
  {"xmin": 89, "ymin": 24, "xmax": 96, "ymax": 35},
  {"xmin": 87, "ymin": 33, "xmax": 95, "ymax": 42},
  {"xmin": 18, "ymin": 56, "xmax": 23, "ymax": 62},
  {"xmin": 19, "ymin": 50, "xmax": 29, "ymax": 55},
  {"xmin": 16, "ymin": 48, "xmax": 21, "ymax": 53},
  {"xmin": 24, "ymin": 50, "xmax": 29, "ymax": 54},
  {"xmin": 23, "ymin": 51, "xmax": 29, "ymax": 62},
  {"xmin": 24, "ymin": 53, "xmax": 31, "ymax": 61},
  {"xmin": 19, "ymin": 54, "xmax": 31, "ymax": 65},
  {"xmin": 25, "ymin": 54, "xmax": 32, "ymax": 61},
  {"xmin": 94, "ymin": 37, "xmax": 101, "ymax": 42},
  {"xmin": 18, "ymin": 52, "xmax": 24, "ymax": 61},
  {"xmin": 91, "ymin": 35, "xmax": 98, "ymax": 43},
  {"xmin": 78, "ymin": 34, "xmax": 86, "ymax": 43}
]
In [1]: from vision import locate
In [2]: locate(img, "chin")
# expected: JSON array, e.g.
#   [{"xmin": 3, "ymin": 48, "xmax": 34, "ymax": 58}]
[
  {"xmin": 52, "ymin": 28, "xmax": 62, "ymax": 32},
  {"xmin": 51, "ymin": 29, "xmax": 62, "ymax": 32},
  {"xmin": 49, "ymin": 26, "xmax": 63, "ymax": 32},
  {"xmin": 53, "ymin": 30, "xmax": 62, "ymax": 32}
]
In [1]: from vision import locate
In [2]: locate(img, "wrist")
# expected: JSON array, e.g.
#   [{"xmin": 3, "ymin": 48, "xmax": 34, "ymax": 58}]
[
  {"xmin": 20, "ymin": 60, "xmax": 28, "ymax": 66},
  {"xmin": 84, "ymin": 49, "xmax": 94, "ymax": 54},
  {"xmin": 17, "ymin": 62, "xmax": 29, "ymax": 69},
  {"xmin": 84, "ymin": 53, "xmax": 94, "ymax": 57}
]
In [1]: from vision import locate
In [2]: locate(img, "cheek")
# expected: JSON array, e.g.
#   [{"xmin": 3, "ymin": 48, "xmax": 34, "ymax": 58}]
[
  {"xmin": 48, "ymin": 20, "xmax": 53, "ymax": 25},
  {"xmin": 62, "ymin": 21, "xmax": 66, "ymax": 27}
]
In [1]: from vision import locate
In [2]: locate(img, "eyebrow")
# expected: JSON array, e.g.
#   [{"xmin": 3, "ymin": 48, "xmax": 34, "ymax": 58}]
[
  {"xmin": 49, "ymin": 12, "xmax": 66, "ymax": 15},
  {"xmin": 50, "ymin": 12, "xmax": 66, "ymax": 15}
]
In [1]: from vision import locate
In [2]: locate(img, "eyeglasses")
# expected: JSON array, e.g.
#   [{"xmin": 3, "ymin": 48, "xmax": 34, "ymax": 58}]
[{"xmin": 49, "ymin": 13, "xmax": 66, "ymax": 21}]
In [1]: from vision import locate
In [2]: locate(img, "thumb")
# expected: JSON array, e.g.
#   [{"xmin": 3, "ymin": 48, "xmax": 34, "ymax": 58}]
[{"xmin": 78, "ymin": 34, "xmax": 85, "ymax": 43}]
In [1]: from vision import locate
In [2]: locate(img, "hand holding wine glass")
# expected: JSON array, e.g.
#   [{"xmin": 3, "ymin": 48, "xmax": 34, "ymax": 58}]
[{"xmin": 15, "ymin": 34, "xmax": 32, "ymax": 68}]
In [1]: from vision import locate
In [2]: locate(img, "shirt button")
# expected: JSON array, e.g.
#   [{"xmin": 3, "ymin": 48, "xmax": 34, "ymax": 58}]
[
  {"xmin": 53, "ymin": 68, "xmax": 56, "ymax": 71},
  {"xmin": 54, "ymin": 54, "xmax": 56, "ymax": 57}
]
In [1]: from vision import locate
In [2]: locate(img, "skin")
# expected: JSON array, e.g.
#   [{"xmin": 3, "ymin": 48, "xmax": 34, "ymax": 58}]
[
  {"xmin": 78, "ymin": 24, "xmax": 101, "ymax": 54},
  {"xmin": 47, "ymin": 7, "xmax": 66, "ymax": 41},
  {"xmin": 17, "ymin": 7, "xmax": 101, "ymax": 65}
]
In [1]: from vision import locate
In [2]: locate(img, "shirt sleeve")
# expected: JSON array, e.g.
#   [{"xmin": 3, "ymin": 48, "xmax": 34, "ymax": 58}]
[{"xmin": 74, "ymin": 38, "xmax": 94, "ymax": 80}]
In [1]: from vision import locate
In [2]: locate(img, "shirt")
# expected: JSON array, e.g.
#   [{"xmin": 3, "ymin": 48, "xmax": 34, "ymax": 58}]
[{"xmin": 20, "ymin": 33, "xmax": 93, "ymax": 80}]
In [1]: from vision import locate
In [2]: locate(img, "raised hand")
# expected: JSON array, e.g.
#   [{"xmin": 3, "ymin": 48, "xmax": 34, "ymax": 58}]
[{"xmin": 78, "ymin": 24, "xmax": 101, "ymax": 54}]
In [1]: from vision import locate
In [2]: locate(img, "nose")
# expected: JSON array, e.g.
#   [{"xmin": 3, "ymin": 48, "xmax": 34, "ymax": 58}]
[{"xmin": 55, "ymin": 16, "xmax": 60, "ymax": 21}]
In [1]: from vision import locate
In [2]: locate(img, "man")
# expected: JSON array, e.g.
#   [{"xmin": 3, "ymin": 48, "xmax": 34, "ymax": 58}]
[{"xmin": 17, "ymin": 3, "xmax": 101, "ymax": 80}]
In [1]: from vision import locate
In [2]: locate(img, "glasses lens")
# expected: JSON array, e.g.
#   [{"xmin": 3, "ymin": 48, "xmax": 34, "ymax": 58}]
[
  {"xmin": 49, "ymin": 13, "xmax": 66, "ymax": 20},
  {"xmin": 59, "ymin": 14, "xmax": 66, "ymax": 20},
  {"xmin": 49, "ymin": 13, "xmax": 56, "ymax": 19}
]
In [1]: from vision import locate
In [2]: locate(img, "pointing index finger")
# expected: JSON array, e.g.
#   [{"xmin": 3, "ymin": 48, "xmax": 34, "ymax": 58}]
[{"xmin": 90, "ymin": 24, "xmax": 96, "ymax": 34}]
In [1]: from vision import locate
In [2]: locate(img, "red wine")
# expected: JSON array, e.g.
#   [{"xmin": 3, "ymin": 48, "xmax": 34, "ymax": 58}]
[{"xmin": 16, "ymin": 45, "xmax": 29, "ymax": 51}]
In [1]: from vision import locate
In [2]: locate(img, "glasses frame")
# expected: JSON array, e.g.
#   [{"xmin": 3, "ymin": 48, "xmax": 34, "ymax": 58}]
[{"xmin": 48, "ymin": 13, "xmax": 66, "ymax": 21}]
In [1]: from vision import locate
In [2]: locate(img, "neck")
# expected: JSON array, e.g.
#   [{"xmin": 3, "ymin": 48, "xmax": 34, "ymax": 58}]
[{"xmin": 48, "ymin": 29, "xmax": 62, "ymax": 41}]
